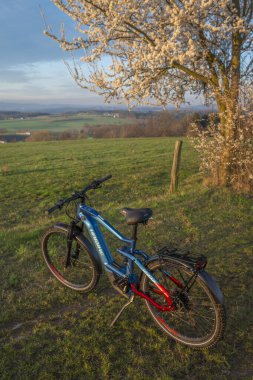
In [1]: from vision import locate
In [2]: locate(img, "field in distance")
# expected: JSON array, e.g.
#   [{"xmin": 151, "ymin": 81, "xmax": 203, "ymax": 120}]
[{"xmin": 0, "ymin": 112, "xmax": 136, "ymax": 133}]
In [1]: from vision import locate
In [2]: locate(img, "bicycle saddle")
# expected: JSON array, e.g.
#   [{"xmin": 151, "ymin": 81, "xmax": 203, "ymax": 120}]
[{"xmin": 120, "ymin": 207, "xmax": 152, "ymax": 225}]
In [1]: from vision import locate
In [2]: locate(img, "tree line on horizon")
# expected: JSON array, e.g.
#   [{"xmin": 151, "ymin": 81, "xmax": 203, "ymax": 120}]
[{"xmin": 26, "ymin": 111, "xmax": 207, "ymax": 141}]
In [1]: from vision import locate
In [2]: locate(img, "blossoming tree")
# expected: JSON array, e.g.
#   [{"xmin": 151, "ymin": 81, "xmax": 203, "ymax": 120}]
[{"xmin": 46, "ymin": 0, "xmax": 253, "ymax": 187}]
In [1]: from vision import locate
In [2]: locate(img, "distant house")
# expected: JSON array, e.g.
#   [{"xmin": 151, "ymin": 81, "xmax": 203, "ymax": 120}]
[
  {"xmin": 16, "ymin": 131, "xmax": 31, "ymax": 136},
  {"xmin": 103, "ymin": 112, "xmax": 120, "ymax": 118}
]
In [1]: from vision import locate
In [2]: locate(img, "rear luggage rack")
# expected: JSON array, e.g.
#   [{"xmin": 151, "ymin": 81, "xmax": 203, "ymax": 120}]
[{"xmin": 157, "ymin": 246, "xmax": 207, "ymax": 270}]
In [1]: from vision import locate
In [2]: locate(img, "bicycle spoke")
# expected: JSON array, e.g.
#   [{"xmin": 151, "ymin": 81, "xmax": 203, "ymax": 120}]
[
  {"xmin": 175, "ymin": 312, "xmax": 209, "ymax": 334},
  {"xmin": 187, "ymin": 309, "xmax": 215, "ymax": 324},
  {"xmin": 70, "ymin": 258, "xmax": 93, "ymax": 268}
]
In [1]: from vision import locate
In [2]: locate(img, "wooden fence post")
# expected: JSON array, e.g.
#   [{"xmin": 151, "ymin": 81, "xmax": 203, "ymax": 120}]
[{"xmin": 169, "ymin": 140, "xmax": 183, "ymax": 193}]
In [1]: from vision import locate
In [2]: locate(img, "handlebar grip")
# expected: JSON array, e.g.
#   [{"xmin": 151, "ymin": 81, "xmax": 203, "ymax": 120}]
[
  {"xmin": 99, "ymin": 174, "xmax": 112, "ymax": 183},
  {"xmin": 46, "ymin": 204, "xmax": 61, "ymax": 215}
]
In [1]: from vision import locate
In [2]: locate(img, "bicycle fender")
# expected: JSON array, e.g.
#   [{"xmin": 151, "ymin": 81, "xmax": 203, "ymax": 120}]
[
  {"xmin": 198, "ymin": 270, "xmax": 224, "ymax": 305},
  {"xmin": 54, "ymin": 222, "xmax": 103, "ymax": 274}
]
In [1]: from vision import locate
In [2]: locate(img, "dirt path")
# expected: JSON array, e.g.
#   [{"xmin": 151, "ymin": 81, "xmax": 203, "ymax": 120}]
[{"xmin": 0, "ymin": 287, "xmax": 117, "ymax": 342}]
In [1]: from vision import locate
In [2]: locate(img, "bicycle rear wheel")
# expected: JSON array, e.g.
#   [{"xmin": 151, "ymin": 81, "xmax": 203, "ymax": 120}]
[
  {"xmin": 140, "ymin": 257, "xmax": 225, "ymax": 348},
  {"xmin": 41, "ymin": 225, "xmax": 100, "ymax": 292}
]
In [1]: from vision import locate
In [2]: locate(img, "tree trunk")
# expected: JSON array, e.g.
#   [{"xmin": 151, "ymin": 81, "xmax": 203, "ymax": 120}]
[
  {"xmin": 215, "ymin": 31, "xmax": 241, "ymax": 187},
  {"xmin": 215, "ymin": 97, "xmax": 239, "ymax": 186}
]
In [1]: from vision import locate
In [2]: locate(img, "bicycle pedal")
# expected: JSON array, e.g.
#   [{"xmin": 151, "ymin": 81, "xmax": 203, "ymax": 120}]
[{"xmin": 113, "ymin": 276, "xmax": 129, "ymax": 294}]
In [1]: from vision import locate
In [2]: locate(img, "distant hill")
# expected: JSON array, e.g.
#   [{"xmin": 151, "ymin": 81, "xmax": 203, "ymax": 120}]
[
  {"xmin": 0, "ymin": 111, "xmax": 50, "ymax": 120},
  {"xmin": 0, "ymin": 102, "xmax": 216, "ymax": 114}
]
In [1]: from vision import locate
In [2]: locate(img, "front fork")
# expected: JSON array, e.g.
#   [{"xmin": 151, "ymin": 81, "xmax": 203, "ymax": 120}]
[{"xmin": 65, "ymin": 221, "xmax": 79, "ymax": 268}]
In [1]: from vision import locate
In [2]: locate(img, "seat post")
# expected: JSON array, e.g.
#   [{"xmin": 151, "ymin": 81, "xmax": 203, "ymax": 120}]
[{"xmin": 131, "ymin": 224, "xmax": 138, "ymax": 242}]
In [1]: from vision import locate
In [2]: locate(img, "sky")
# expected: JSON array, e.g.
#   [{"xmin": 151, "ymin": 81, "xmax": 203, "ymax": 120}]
[
  {"xmin": 0, "ymin": 1, "xmax": 203, "ymax": 108},
  {"xmin": 0, "ymin": 0, "xmax": 105, "ymax": 106}
]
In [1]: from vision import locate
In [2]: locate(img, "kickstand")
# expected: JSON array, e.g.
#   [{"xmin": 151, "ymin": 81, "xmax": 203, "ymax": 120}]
[{"xmin": 110, "ymin": 294, "xmax": 135, "ymax": 327}]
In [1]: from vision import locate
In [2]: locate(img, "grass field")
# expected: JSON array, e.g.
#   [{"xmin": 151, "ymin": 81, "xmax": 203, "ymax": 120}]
[
  {"xmin": 0, "ymin": 138, "xmax": 252, "ymax": 379},
  {"xmin": 0, "ymin": 113, "xmax": 134, "ymax": 133}
]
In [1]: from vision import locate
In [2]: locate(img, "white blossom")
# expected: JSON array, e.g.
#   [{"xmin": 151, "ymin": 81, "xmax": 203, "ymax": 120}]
[{"xmin": 46, "ymin": 0, "xmax": 253, "ymax": 108}]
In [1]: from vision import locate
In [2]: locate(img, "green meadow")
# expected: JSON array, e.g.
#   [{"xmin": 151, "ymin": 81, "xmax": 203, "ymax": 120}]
[
  {"xmin": 0, "ymin": 138, "xmax": 252, "ymax": 379},
  {"xmin": 0, "ymin": 113, "xmax": 134, "ymax": 133}
]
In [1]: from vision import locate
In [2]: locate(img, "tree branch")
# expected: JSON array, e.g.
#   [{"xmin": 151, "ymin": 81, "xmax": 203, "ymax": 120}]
[{"xmin": 171, "ymin": 61, "xmax": 210, "ymax": 85}]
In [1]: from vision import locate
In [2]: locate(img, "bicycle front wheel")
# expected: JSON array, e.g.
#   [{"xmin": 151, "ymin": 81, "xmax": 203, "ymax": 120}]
[
  {"xmin": 140, "ymin": 257, "xmax": 225, "ymax": 348},
  {"xmin": 41, "ymin": 225, "xmax": 100, "ymax": 292}
]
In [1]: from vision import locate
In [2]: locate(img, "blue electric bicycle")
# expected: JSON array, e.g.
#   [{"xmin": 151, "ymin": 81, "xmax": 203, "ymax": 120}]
[{"xmin": 41, "ymin": 175, "xmax": 225, "ymax": 348}]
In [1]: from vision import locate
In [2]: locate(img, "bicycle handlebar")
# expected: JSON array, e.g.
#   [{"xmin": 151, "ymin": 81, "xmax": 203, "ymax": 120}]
[
  {"xmin": 46, "ymin": 174, "xmax": 112, "ymax": 215},
  {"xmin": 98, "ymin": 174, "xmax": 112, "ymax": 183},
  {"xmin": 85, "ymin": 174, "xmax": 112, "ymax": 191},
  {"xmin": 47, "ymin": 204, "xmax": 62, "ymax": 215}
]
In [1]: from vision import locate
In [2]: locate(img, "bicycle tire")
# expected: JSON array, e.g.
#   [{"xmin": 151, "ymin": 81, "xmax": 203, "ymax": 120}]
[
  {"xmin": 41, "ymin": 224, "xmax": 100, "ymax": 292},
  {"xmin": 140, "ymin": 257, "xmax": 225, "ymax": 348}
]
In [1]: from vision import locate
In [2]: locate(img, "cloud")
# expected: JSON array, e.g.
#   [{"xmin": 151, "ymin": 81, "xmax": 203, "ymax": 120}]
[
  {"xmin": 0, "ymin": 0, "xmax": 76, "ymax": 67},
  {"xmin": 0, "ymin": 1, "xmax": 111, "ymax": 105},
  {"xmin": 0, "ymin": 68, "xmax": 32, "ymax": 83},
  {"xmin": 0, "ymin": 60, "xmax": 106, "ymax": 104},
  {"xmin": 0, "ymin": 0, "xmax": 96, "ymax": 104}
]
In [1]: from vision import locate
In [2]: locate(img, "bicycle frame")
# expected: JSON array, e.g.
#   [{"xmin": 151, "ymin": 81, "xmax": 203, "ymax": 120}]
[
  {"xmin": 77, "ymin": 204, "xmax": 173, "ymax": 306},
  {"xmin": 78, "ymin": 204, "xmax": 147, "ymax": 275}
]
